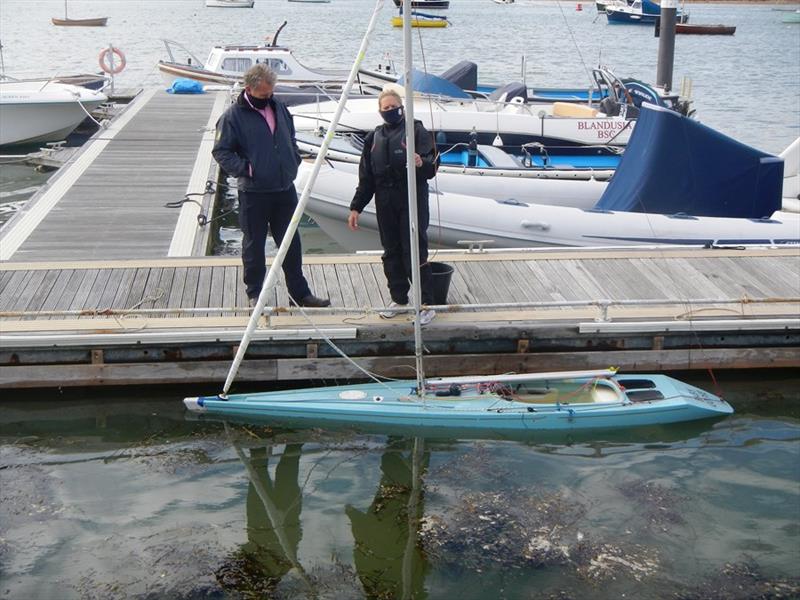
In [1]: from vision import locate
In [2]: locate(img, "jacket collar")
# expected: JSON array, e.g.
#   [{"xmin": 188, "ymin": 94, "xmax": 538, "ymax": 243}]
[{"xmin": 236, "ymin": 90, "xmax": 278, "ymax": 111}]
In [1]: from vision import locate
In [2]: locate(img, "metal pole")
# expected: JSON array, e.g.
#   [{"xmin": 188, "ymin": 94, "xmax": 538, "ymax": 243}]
[
  {"xmin": 402, "ymin": 0, "xmax": 426, "ymax": 395},
  {"xmin": 656, "ymin": 0, "xmax": 678, "ymax": 91},
  {"xmin": 107, "ymin": 44, "xmax": 116, "ymax": 96},
  {"xmin": 221, "ymin": 0, "xmax": 386, "ymax": 396}
]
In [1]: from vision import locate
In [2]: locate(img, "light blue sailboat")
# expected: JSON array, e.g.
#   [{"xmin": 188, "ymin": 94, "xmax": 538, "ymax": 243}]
[
  {"xmin": 183, "ymin": 0, "xmax": 733, "ymax": 436},
  {"xmin": 184, "ymin": 369, "xmax": 733, "ymax": 433}
]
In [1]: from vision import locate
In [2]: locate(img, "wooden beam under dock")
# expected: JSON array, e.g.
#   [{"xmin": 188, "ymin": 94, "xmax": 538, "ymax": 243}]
[{"xmin": 1, "ymin": 247, "xmax": 798, "ymax": 389}]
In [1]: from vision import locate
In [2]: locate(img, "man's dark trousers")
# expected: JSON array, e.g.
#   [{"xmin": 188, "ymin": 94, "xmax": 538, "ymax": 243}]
[{"xmin": 238, "ymin": 187, "xmax": 311, "ymax": 302}]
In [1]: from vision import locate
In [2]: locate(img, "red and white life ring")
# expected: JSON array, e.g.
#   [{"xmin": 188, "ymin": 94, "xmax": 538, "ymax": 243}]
[{"xmin": 98, "ymin": 47, "xmax": 126, "ymax": 75}]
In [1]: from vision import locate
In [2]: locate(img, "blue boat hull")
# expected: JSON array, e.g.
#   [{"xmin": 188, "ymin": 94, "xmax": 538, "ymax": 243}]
[
  {"xmin": 606, "ymin": 10, "xmax": 659, "ymax": 23},
  {"xmin": 184, "ymin": 373, "xmax": 733, "ymax": 435}
]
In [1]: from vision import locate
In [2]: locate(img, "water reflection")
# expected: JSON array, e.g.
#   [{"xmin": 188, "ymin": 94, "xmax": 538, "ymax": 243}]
[
  {"xmin": 346, "ymin": 438, "xmax": 428, "ymax": 600},
  {"xmin": 218, "ymin": 434, "xmax": 312, "ymax": 596},
  {"xmin": 222, "ymin": 429, "xmax": 430, "ymax": 599},
  {"xmin": 0, "ymin": 386, "xmax": 798, "ymax": 599}
]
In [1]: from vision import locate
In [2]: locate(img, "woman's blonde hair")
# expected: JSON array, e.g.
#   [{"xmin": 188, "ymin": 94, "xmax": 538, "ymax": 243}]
[{"xmin": 378, "ymin": 88, "xmax": 403, "ymax": 108}]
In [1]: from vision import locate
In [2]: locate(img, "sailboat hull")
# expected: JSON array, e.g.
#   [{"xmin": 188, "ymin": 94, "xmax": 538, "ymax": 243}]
[
  {"xmin": 184, "ymin": 373, "xmax": 732, "ymax": 434},
  {"xmin": 51, "ymin": 17, "xmax": 108, "ymax": 26}
]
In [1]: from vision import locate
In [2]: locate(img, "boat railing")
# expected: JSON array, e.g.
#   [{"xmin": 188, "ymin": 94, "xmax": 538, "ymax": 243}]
[
  {"xmin": 161, "ymin": 39, "xmax": 205, "ymax": 69},
  {"xmin": 0, "ymin": 74, "xmax": 58, "ymax": 91},
  {"xmin": 6, "ymin": 295, "xmax": 796, "ymax": 326}
]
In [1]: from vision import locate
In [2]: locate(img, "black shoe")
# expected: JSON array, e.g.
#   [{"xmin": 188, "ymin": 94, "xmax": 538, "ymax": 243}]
[{"xmin": 291, "ymin": 294, "xmax": 331, "ymax": 308}]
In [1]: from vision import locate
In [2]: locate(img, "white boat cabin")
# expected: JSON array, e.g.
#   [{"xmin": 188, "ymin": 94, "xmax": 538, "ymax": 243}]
[
  {"xmin": 161, "ymin": 40, "xmax": 346, "ymax": 84},
  {"xmin": 205, "ymin": 45, "xmax": 302, "ymax": 79}
]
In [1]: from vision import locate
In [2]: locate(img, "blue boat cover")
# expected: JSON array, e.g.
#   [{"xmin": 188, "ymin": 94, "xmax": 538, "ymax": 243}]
[
  {"xmin": 397, "ymin": 68, "xmax": 472, "ymax": 99},
  {"xmin": 166, "ymin": 78, "xmax": 205, "ymax": 94},
  {"xmin": 595, "ymin": 104, "xmax": 783, "ymax": 218}
]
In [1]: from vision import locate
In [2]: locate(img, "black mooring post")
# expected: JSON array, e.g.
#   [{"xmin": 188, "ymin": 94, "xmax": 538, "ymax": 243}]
[{"xmin": 656, "ymin": 0, "xmax": 678, "ymax": 92}]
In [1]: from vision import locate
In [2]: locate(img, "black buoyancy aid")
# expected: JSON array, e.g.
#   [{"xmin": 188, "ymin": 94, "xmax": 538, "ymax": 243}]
[{"xmin": 370, "ymin": 123, "xmax": 414, "ymax": 187}]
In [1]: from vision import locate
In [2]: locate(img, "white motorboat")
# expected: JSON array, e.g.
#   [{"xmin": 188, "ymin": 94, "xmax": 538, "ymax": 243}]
[
  {"xmin": 296, "ymin": 130, "xmax": 618, "ymax": 180},
  {"xmin": 291, "ymin": 93, "xmax": 634, "ymax": 150},
  {"xmin": 297, "ymin": 104, "xmax": 799, "ymax": 251},
  {"xmin": 157, "ymin": 39, "xmax": 347, "ymax": 87},
  {"xmin": 296, "ymin": 160, "xmax": 613, "ymax": 251},
  {"xmin": 0, "ymin": 78, "xmax": 107, "ymax": 147},
  {"xmin": 157, "ymin": 22, "xmax": 389, "ymax": 94},
  {"xmin": 297, "ymin": 161, "xmax": 798, "ymax": 251},
  {"xmin": 205, "ymin": 0, "xmax": 254, "ymax": 7}
]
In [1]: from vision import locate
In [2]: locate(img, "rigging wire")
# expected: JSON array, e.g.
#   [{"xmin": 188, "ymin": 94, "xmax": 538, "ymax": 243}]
[
  {"xmin": 286, "ymin": 299, "xmax": 410, "ymax": 391},
  {"xmin": 413, "ymin": 25, "xmax": 446, "ymax": 262},
  {"xmin": 553, "ymin": 0, "xmax": 594, "ymax": 86},
  {"xmin": 631, "ymin": 178, "xmax": 726, "ymax": 398}
]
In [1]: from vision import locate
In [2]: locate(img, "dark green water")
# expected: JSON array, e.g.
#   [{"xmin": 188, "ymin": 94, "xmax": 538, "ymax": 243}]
[{"xmin": 1, "ymin": 370, "xmax": 798, "ymax": 599}]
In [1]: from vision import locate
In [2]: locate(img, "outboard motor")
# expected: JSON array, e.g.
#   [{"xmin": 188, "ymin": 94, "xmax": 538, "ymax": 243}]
[
  {"xmin": 623, "ymin": 80, "xmax": 665, "ymax": 109},
  {"xmin": 488, "ymin": 82, "xmax": 527, "ymax": 103},
  {"xmin": 438, "ymin": 60, "xmax": 478, "ymax": 91}
]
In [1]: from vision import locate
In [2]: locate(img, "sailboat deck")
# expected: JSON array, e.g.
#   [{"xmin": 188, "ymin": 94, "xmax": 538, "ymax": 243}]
[{"xmin": 1, "ymin": 246, "xmax": 798, "ymax": 388}]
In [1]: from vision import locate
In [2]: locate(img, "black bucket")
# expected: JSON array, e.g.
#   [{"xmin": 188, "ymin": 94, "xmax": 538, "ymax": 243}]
[{"xmin": 429, "ymin": 262, "xmax": 454, "ymax": 305}]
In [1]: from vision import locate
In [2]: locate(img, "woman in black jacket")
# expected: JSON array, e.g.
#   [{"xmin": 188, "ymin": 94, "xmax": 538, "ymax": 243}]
[{"xmin": 347, "ymin": 89, "xmax": 438, "ymax": 324}]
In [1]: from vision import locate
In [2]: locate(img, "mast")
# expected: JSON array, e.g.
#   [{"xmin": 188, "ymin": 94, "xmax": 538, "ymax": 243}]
[
  {"xmin": 64, "ymin": 0, "xmax": 68, "ymax": 19},
  {"xmin": 401, "ymin": 0, "xmax": 426, "ymax": 394},
  {"xmin": 221, "ymin": 0, "xmax": 386, "ymax": 396}
]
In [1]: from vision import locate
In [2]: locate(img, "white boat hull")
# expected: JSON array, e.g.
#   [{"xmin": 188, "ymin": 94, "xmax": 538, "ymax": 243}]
[
  {"xmin": 296, "ymin": 133, "xmax": 617, "ymax": 181},
  {"xmin": 0, "ymin": 80, "xmax": 107, "ymax": 146},
  {"xmin": 296, "ymin": 162, "xmax": 800, "ymax": 251},
  {"xmin": 205, "ymin": 0, "xmax": 254, "ymax": 7},
  {"xmin": 291, "ymin": 96, "xmax": 633, "ymax": 148},
  {"xmin": 328, "ymin": 160, "xmax": 608, "ymax": 207}
]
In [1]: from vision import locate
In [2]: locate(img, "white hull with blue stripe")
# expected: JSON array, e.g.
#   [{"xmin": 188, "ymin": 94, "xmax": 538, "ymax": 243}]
[{"xmin": 297, "ymin": 104, "xmax": 799, "ymax": 251}]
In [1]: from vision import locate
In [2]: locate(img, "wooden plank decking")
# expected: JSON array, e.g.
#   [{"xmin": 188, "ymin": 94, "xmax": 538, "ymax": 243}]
[
  {"xmin": 1, "ymin": 247, "xmax": 798, "ymax": 388},
  {"xmin": 0, "ymin": 90, "xmax": 227, "ymax": 262}
]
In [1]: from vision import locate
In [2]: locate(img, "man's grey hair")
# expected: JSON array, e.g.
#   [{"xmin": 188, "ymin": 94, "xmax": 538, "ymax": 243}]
[{"xmin": 243, "ymin": 63, "xmax": 278, "ymax": 88}]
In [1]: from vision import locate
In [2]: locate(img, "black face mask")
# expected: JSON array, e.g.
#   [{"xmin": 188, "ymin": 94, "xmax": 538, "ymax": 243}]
[
  {"xmin": 380, "ymin": 105, "xmax": 404, "ymax": 126},
  {"xmin": 247, "ymin": 92, "xmax": 272, "ymax": 110}
]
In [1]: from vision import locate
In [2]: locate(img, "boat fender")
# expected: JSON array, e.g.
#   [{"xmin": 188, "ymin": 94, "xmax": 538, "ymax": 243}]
[{"xmin": 99, "ymin": 46, "xmax": 126, "ymax": 74}]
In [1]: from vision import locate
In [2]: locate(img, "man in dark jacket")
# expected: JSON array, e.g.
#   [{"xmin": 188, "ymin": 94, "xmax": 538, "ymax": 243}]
[
  {"xmin": 212, "ymin": 64, "xmax": 329, "ymax": 308},
  {"xmin": 347, "ymin": 89, "xmax": 438, "ymax": 325}
]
